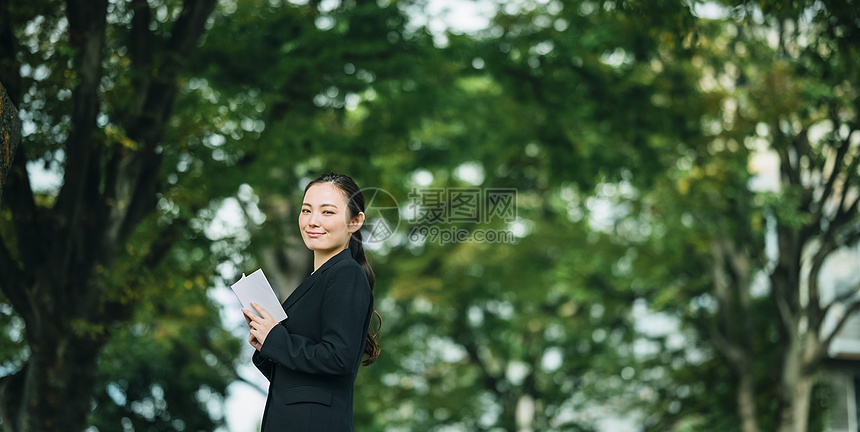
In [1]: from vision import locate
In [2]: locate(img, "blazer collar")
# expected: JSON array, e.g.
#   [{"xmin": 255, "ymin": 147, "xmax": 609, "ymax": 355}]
[{"xmin": 282, "ymin": 248, "xmax": 352, "ymax": 310}]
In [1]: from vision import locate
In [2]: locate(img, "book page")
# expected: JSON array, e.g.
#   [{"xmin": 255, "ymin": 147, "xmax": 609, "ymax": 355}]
[{"xmin": 230, "ymin": 269, "xmax": 288, "ymax": 321}]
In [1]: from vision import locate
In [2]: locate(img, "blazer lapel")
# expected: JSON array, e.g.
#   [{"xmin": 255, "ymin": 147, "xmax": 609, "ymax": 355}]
[{"xmin": 281, "ymin": 249, "xmax": 351, "ymax": 310}]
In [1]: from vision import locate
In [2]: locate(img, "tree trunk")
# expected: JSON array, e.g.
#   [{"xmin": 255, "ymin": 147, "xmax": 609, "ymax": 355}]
[
  {"xmin": 17, "ymin": 331, "xmax": 103, "ymax": 432},
  {"xmin": 711, "ymin": 237, "xmax": 760, "ymax": 432},
  {"xmin": 777, "ymin": 372, "xmax": 813, "ymax": 432},
  {"xmin": 255, "ymin": 195, "xmax": 313, "ymax": 299},
  {"xmin": 738, "ymin": 370, "xmax": 758, "ymax": 432},
  {"xmin": 776, "ymin": 332, "xmax": 816, "ymax": 432},
  {"xmin": 0, "ymin": 81, "xmax": 20, "ymax": 202},
  {"xmin": 0, "ymin": 265, "xmax": 107, "ymax": 432},
  {"xmin": 238, "ymin": 192, "xmax": 313, "ymax": 304},
  {"xmin": 0, "ymin": 0, "xmax": 217, "ymax": 430}
]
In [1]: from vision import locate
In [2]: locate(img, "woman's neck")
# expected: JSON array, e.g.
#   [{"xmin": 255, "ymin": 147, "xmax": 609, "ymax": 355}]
[{"xmin": 313, "ymin": 246, "xmax": 348, "ymax": 271}]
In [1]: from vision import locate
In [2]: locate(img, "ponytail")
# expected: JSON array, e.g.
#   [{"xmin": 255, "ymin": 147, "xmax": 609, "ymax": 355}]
[
  {"xmin": 350, "ymin": 231, "xmax": 381, "ymax": 366},
  {"xmin": 305, "ymin": 172, "xmax": 382, "ymax": 366}
]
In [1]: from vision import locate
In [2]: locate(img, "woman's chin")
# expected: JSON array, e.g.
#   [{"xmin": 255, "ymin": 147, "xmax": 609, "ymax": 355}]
[{"xmin": 304, "ymin": 240, "xmax": 331, "ymax": 252}]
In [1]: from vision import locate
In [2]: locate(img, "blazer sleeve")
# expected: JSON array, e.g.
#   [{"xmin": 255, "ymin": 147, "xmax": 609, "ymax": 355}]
[
  {"xmin": 252, "ymin": 350, "xmax": 274, "ymax": 381},
  {"xmin": 258, "ymin": 263, "xmax": 372, "ymax": 376}
]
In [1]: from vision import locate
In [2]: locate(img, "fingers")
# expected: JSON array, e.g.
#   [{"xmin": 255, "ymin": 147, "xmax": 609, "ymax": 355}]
[
  {"xmin": 248, "ymin": 333, "xmax": 261, "ymax": 350},
  {"xmin": 251, "ymin": 302, "xmax": 274, "ymax": 320},
  {"xmin": 242, "ymin": 308, "xmax": 262, "ymax": 324},
  {"xmin": 244, "ymin": 303, "xmax": 275, "ymax": 350},
  {"xmin": 249, "ymin": 327, "xmax": 266, "ymax": 348}
]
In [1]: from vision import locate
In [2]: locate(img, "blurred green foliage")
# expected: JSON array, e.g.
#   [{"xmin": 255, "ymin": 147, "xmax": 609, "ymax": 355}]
[{"xmin": 1, "ymin": 0, "xmax": 859, "ymax": 431}]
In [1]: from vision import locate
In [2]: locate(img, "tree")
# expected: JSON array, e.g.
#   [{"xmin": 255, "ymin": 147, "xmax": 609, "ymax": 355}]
[
  {"xmin": 624, "ymin": 1, "xmax": 860, "ymax": 431},
  {"xmin": 0, "ymin": 0, "xmax": 231, "ymax": 430},
  {"xmin": 701, "ymin": 2, "xmax": 860, "ymax": 430},
  {"xmin": 216, "ymin": 0, "xmax": 708, "ymax": 429},
  {"xmin": 6, "ymin": 0, "xmax": 853, "ymax": 431}
]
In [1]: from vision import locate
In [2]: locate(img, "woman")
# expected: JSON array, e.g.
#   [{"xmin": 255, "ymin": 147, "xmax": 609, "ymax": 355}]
[{"xmin": 243, "ymin": 173, "xmax": 381, "ymax": 432}]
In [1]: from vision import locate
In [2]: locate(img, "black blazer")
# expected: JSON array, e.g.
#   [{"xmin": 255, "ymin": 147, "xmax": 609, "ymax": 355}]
[{"xmin": 252, "ymin": 249, "xmax": 373, "ymax": 432}]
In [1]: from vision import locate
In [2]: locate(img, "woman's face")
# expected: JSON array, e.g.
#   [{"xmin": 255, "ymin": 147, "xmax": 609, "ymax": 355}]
[{"xmin": 299, "ymin": 183, "xmax": 362, "ymax": 254}]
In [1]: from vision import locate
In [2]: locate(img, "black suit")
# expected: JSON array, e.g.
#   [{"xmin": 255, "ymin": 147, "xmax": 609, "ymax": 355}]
[{"xmin": 252, "ymin": 249, "xmax": 373, "ymax": 432}]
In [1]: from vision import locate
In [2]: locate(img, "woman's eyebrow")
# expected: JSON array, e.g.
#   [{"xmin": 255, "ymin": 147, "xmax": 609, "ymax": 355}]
[{"xmin": 302, "ymin": 202, "xmax": 339, "ymax": 208}]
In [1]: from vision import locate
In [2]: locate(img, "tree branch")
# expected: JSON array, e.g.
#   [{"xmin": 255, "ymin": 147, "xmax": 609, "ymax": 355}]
[
  {"xmin": 166, "ymin": 0, "xmax": 218, "ymax": 60},
  {"xmin": 100, "ymin": 148, "xmax": 161, "ymax": 265},
  {"xmin": 455, "ymin": 313, "xmax": 505, "ymax": 399},
  {"xmin": 205, "ymin": 344, "xmax": 268, "ymax": 396},
  {"xmin": 706, "ymin": 315, "xmax": 747, "ymax": 371},
  {"xmin": 709, "ymin": 235, "xmax": 755, "ymax": 372},
  {"xmin": 0, "ymin": 0, "xmax": 22, "ymax": 103},
  {"xmin": 835, "ymin": 227, "xmax": 860, "ymax": 257},
  {"xmin": 54, "ymin": 0, "xmax": 108, "ymax": 223},
  {"xmin": 0, "ymin": 363, "xmax": 28, "ymax": 431},
  {"xmin": 806, "ymin": 235, "xmax": 842, "ymax": 330},
  {"xmin": 794, "ymin": 129, "xmax": 815, "ymax": 212},
  {"xmin": 822, "ymin": 285, "xmax": 860, "ymax": 319},
  {"xmin": 113, "ymin": 0, "xmax": 217, "ymax": 242},
  {"xmin": 817, "ymin": 103, "xmax": 851, "ymax": 209},
  {"xmin": 722, "ymin": 237, "xmax": 757, "ymax": 373},
  {"xmin": 0, "ymin": 230, "xmax": 29, "ymax": 324},
  {"xmin": 769, "ymin": 269, "xmax": 796, "ymax": 337},
  {"xmin": 776, "ymin": 136, "xmax": 800, "ymax": 188},
  {"xmin": 711, "ymin": 239, "xmax": 737, "ymax": 342},
  {"xmin": 142, "ymin": 213, "xmax": 192, "ymax": 269},
  {"xmin": 813, "ymin": 228, "xmax": 860, "ymax": 327},
  {"xmin": 814, "ymin": 294, "xmax": 860, "ymax": 365},
  {"xmin": 834, "ymin": 192, "xmax": 860, "ymax": 230},
  {"xmin": 127, "ymin": 0, "xmax": 154, "ymax": 120},
  {"xmin": 99, "ymin": 144, "xmax": 123, "ymax": 245},
  {"xmin": 230, "ymin": 368, "xmax": 268, "ymax": 396},
  {"xmin": 5, "ymin": 146, "xmax": 45, "ymax": 270}
]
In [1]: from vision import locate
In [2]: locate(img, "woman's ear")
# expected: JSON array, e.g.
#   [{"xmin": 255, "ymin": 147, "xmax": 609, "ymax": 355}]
[{"xmin": 349, "ymin": 212, "xmax": 365, "ymax": 233}]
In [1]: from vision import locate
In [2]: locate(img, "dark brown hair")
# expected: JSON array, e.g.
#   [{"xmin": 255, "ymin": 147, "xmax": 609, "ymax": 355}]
[{"xmin": 304, "ymin": 173, "xmax": 381, "ymax": 366}]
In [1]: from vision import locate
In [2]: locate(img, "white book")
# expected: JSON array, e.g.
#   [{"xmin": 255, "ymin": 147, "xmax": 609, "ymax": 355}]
[{"xmin": 230, "ymin": 269, "xmax": 288, "ymax": 321}]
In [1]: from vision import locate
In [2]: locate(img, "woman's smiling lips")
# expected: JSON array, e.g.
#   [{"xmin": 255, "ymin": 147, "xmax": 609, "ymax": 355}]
[{"xmin": 305, "ymin": 231, "xmax": 325, "ymax": 238}]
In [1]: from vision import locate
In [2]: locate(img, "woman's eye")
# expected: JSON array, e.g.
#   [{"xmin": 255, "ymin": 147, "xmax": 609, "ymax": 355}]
[
  {"xmin": 323, "ymin": 211, "xmax": 334, "ymax": 215},
  {"xmin": 301, "ymin": 209, "xmax": 310, "ymax": 213}
]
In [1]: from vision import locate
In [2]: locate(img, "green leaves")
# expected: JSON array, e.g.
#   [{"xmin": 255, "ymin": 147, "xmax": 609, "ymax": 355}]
[{"xmin": 3, "ymin": 0, "xmax": 857, "ymax": 430}]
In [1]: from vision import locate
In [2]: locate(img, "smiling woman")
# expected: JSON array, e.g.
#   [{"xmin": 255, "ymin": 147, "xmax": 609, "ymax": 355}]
[
  {"xmin": 241, "ymin": 172, "xmax": 381, "ymax": 432},
  {"xmin": 299, "ymin": 181, "xmax": 365, "ymax": 268}
]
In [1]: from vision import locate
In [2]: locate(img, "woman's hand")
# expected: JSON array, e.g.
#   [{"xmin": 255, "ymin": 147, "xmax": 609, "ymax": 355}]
[{"xmin": 242, "ymin": 302, "xmax": 279, "ymax": 351}]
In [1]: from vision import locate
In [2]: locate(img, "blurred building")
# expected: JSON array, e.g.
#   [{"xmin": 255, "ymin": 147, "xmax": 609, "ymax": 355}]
[{"xmin": 823, "ymin": 249, "xmax": 860, "ymax": 432}]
